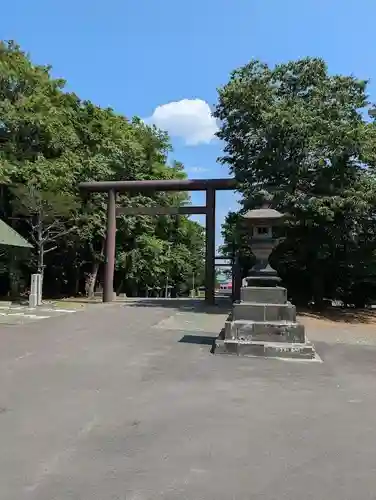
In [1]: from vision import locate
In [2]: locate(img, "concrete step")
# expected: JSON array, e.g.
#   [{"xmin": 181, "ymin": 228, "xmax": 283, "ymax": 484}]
[
  {"xmin": 233, "ymin": 302, "xmax": 296, "ymax": 322},
  {"xmin": 215, "ymin": 339, "xmax": 316, "ymax": 360},
  {"xmin": 240, "ymin": 286, "xmax": 287, "ymax": 304},
  {"xmin": 224, "ymin": 320, "xmax": 305, "ymax": 343}
]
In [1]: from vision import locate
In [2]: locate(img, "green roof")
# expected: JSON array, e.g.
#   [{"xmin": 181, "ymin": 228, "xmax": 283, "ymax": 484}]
[{"xmin": 0, "ymin": 219, "xmax": 32, "ymax": 248}]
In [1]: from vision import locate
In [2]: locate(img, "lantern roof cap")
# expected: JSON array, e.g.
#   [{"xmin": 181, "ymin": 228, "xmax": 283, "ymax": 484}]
[{"xmin": 243, "ymin": 202, "xmax": 284, "ymax": 221}]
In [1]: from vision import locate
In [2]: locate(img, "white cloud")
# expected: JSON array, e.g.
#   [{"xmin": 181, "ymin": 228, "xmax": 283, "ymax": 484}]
[
  {"xmin": 186, "ymin": 166, "xmax": 209, "ymax": 173},
  {"xmin": 146, "ymin": 99, "xmax": 218, "ymax": 145}
]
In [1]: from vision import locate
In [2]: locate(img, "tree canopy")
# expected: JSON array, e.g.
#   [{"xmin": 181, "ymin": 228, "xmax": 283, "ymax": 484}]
[
  {"xmin": 0, "ymin": 40, "xmax": 205, "ymax": 298},
  {"xmin": 215, "ymin": 57, "xmax": 376, "ymax": 307}
]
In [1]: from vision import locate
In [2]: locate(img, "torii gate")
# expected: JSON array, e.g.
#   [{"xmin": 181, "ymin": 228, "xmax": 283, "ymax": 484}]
[{"xmin": 78, "ymin": 178, "xmax": 237, "ymax": 304}]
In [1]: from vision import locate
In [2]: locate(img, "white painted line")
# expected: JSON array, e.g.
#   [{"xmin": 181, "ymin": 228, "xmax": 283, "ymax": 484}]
[
  {"xmin": 39, "ymin": 308, "xmax": 76, "ymax": 313},
  {"xmin": 1, "ymin": 306, "xmax": 76, "ymax": 313},
  {"xmin": 1, "ymin": 306, "xmax": 33, "ymax": 311},
  {"xmin": 4, "ymin": 313, "xmax": 50, "ymax": 319},
  {"xmin": 25, "ymin": 314, "xmax": 50, "ymax": 319},
  {"xmin": 8, "ymin": 313, "xmax": 33, "ymax": 318}
]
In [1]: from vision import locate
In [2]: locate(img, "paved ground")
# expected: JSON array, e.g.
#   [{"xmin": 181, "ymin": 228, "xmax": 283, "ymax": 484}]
[
  {"xmin": 0, "ymin": 302, "xmax": 82, "ymax": 325},
  {"xmin": 1, "ymin": 299, "xmax": 376, "ymax": 499}
]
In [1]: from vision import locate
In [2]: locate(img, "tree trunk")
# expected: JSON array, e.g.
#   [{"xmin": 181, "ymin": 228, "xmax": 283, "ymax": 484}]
[
  {"xmin": 312, "ymin": 272, "xmax": 324, "ymax": 310},
  {"xmin": 86, "ymin": 261, "xmax": 100, "ymax": 298},
  {"xmin": 116, "ymin": 278, "xmax": 124, "ymax": 295},
  {"xmin": 37, "ymin": 246, "xmax": 44, "ymax": 275},
  {"xmin": 85, "ymin": 239, "xmax": 105, "ymax": 298},
  {"xmin": 37, "ymin": 213, "xmax": 44, "ymax": 276},
  {"xmin": 74, "ymin": 267, "xmax": 80, "ymax": 296},
  {"xmin": 85, "ymin": 238, "xmax": 106, "ymax": 299}
]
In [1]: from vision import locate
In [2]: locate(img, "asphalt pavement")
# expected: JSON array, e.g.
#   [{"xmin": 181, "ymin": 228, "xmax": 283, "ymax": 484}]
[{"xmin": 1, "ymin": 299, "xmax": 376, "ymax": 499}]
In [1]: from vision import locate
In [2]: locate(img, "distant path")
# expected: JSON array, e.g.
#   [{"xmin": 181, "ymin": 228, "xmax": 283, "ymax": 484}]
[{"xmin": 1, "ymin": 300, "xmax": 376, "ymax": 500}]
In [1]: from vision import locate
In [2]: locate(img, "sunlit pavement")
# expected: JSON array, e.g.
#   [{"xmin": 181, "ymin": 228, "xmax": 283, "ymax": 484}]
[
  {"xmin": 1, "ymin": 299, "xmax": 376, "ymax": 499},
  {"xmin": 0, "ymin": 303, "xmax": 82, "ymax": 325}
]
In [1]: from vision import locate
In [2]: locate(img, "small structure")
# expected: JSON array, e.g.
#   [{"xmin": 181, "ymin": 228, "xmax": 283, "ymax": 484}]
[
  {"xmin": 0, "ymin": 219, "xmax": 35, "ymax": 303},
  {"xmin": 0, "ymin": 219, "xmax": 32, "ymax": 249},
  {"xmin": 215, "ymin": 201, "xmax": 316, "ymax": 360}
]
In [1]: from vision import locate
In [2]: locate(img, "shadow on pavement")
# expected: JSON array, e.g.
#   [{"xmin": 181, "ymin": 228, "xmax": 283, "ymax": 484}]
[
  {"xmin": 179, "ymin": 334, "xmax": 217, "ymax": 346},
  {"xmin": 123, "ymin": 297, "xmax": 232, "ymax": 315},
  {"xmin": 179, "ymin": 334, "xmax": 217, "ymax": 354}
]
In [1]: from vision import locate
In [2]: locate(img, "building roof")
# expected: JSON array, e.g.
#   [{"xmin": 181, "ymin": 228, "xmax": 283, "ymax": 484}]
[{"xmin": 0, "ymin": 219, "xmax": 32, "ymax": 248}]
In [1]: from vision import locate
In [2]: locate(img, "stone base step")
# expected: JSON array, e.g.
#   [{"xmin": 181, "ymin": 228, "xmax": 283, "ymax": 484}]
[
  {"xmin": 215, "ymin": 339, "xmax": 316, "ymax": 360},
  {"xmin": 233, "ymin": 301, "xmax": 296, "ymax": 322},
  {"xmin": 240, "ymin": 286, "xmax": 287, "ymax": 304},
  {"xmin": 225, "ymin": 319, "xmax": 305, "ymax": 343}
]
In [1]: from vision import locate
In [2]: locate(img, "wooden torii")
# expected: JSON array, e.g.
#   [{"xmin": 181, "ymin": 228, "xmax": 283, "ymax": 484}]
[{"xmin": 78, "ymin": 178, "xmax": 237, "ymax": 304}]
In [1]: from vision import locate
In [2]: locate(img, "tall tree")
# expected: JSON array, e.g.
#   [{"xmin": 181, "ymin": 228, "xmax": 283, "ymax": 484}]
[
  {"xmin": 0, "ymin": 40, "xmax": 206, "ymax": 299},
  {"xmin": 215, "ymin": 58, "xmax": 376, "ymax": 306}
]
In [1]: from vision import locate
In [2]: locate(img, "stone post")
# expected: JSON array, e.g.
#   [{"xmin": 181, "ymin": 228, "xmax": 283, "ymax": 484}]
[{"xmin": 29, "ymin": 273, "xmax": 42, "ymax": 308}]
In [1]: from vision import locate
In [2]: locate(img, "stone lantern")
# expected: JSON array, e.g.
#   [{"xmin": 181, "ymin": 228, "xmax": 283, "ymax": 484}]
[
  {"xmin": 215, "ymin": 200, "xmax": 316, "ymax": 360},
  {"xmin": 242, "ymin": 202, "xmax": 284, "ymax": 287}
]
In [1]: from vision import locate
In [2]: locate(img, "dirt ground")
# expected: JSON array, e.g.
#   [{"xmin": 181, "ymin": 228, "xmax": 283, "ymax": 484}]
[
  {"xmin": 297, "ymin": 308, "xmax": 376, "ymax": 347},
  {"xmin": 298, "ymin": 307, "xmax": 376, "ymax": 326}
]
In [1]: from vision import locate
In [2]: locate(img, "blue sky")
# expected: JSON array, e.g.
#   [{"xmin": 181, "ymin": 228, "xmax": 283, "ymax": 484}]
[{"xmin": 2, "ymin": 0, "xmax": 376, "ymax": 250}]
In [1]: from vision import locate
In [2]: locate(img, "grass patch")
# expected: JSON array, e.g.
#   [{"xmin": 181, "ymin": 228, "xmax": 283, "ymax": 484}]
[{"xmin": 47, "ymin": 300, "xmax": 87, "ymax": 310}]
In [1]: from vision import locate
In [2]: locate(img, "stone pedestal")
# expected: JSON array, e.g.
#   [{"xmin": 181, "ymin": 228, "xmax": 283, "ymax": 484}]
[{"xmin": 215, "ymin": 286, "xmax": 316, "ymax": 360}]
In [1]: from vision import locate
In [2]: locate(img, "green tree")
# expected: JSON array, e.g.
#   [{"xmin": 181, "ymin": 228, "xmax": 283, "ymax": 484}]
[
  {"xmin": 0, "ymin": 41, "xmax": 78, "ymax": 183},
  {"xmin": 215, "ymin": 57, "xmax": 376, "ymax": 306},
  {"xmin": 10, "ymin": 184, "xmax": 78, "ymax": 275},
  {"xmin": 0, "ymin": 40, "xmax": 206, "ymax": 299}
]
